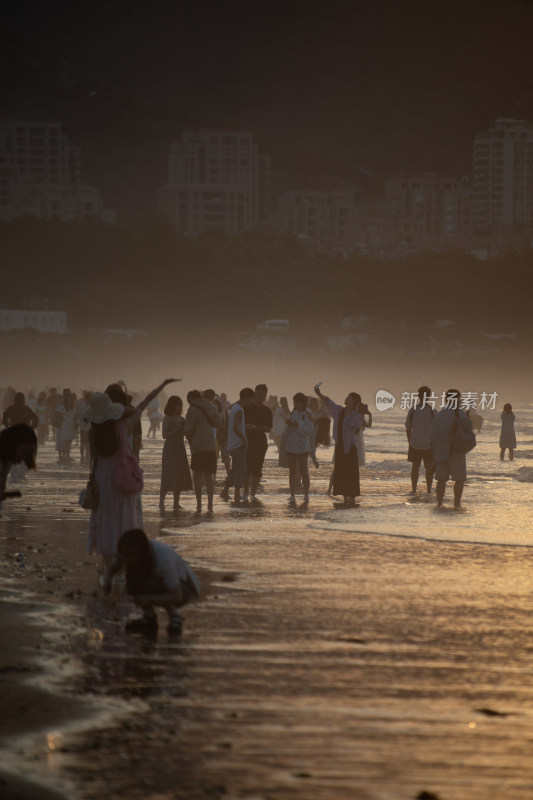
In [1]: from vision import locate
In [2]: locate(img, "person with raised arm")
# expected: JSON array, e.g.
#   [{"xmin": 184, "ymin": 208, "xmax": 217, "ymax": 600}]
[
  {"xmin": 83, "ymin": 378, "xmax": 180, "ymax": 582},
  {"xmin": 314, "ymin": 383, "xmax": 363, "ymax": 507}
]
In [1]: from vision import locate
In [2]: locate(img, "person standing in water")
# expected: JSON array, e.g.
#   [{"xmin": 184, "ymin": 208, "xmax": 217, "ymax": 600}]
[
  {"xmin": 184, "ymin": 390, "xmax": 219, "ymax": 512},
  {"xmin": 405, "ymin": 385, "xmax": 435, "ymax": 494},
  {"xmin": 84, "ymin": 378, "xmax": 179, "ymax": 582},
  {"xmin": 499, "ymin": 403, "xmax": 517, "ymax": 461},
  {"xmin": 243, "ymin": 384, "xmax": 273, "ymax": 502},
  {"xmin": 220, "ymin": 387, "xmax": 255, "ymax": 505},
  {"xmin": 314, "ymin": 384, "xmax": 362, "ymax": 506},
  {"xmin": 159, "ymin": 395, "xmax": 192, "ymax": 512},
  {"xmin": 0, "ymin": 424, "xmax": 37, "ymax": 505},
  {"xmin": 285, "ymin": 393, "xmax": 315, "ymax": 503},
  {"xmin": 432, "ymin": 389, "xmax": 474, "ymax": 510},
  {"xmin": 2, "ymin": 392, "xmax": 38, "ymax": 430}
]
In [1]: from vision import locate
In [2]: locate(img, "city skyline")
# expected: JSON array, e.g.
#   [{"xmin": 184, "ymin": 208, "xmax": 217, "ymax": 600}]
[
  {"xmin": 3, "ymin": 0, "xmax": 533, "ymax": 219},
  {"xmin": 3, "ymin": 116, "xmax": 532, "ymax": 257}
]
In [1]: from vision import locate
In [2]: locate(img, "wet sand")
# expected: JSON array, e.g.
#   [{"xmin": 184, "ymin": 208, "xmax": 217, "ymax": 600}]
[{"xmin": 1, "ymin": 425, "xmax": 533, "ymax": 799}]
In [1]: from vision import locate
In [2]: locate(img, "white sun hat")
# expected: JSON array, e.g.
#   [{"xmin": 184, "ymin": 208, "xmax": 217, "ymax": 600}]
[{"xmin": 82, "ymin": 392, "xmax": 125, "ymax": 424}]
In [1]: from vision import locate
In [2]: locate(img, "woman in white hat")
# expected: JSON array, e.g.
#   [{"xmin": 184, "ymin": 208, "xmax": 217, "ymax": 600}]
[{"xmin": 84, "ymin": 378, "xmax": 179, "ymax": 579}]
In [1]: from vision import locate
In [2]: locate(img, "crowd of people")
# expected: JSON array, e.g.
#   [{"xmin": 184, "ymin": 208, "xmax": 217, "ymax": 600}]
[{"xmin": 0, "ymin": 380, "xmax": 518, "ymax": 636}]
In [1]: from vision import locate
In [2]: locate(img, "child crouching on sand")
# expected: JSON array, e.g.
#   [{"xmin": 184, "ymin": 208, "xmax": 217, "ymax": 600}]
[{"xmin": 103, "ymin": 528, "xmax": 200, "ymax": 636}]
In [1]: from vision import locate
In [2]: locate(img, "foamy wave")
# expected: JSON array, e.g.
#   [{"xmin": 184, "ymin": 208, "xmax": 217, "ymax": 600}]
[{"xmin": 310, "ymin": 501, "xmax": 533, "ymax": 548}]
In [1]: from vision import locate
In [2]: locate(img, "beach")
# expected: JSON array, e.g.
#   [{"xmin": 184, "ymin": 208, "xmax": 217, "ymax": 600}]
[{"xmin": 1, "ymin": 407, "xmax": 533, "ymax": 800}]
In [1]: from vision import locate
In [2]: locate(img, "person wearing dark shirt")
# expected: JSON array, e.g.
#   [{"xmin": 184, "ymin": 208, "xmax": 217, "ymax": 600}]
[
  {"xmin": 0, "ymin": 424, "xmax": 37, "ymax": 503},
  {"xmin": 243, "ymin": 384, "xmax": 273, "ymax": 502},
  {"xmin": 2, "ymin": 393, "xmax": 39, "ymax": 429}
]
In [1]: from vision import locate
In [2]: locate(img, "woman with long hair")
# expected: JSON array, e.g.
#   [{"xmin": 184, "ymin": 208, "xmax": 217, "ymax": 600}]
[
  {"xmin": 103, "ymin": 528, "xmax": 200, "ymax": 636},
  {"xmin": 314, "ymin": 384, "xmax": 363, "ymax": 507},
  {"xmin": 159, "ymin": 395, "xmax": 193, "ymax": 512},
  {"xmin": 84, "ymin": 378, "xmax": 179, "ymax": 580}
]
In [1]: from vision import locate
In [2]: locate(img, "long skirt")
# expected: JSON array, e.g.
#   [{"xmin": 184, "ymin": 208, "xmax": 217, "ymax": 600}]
[
  {"xmin": 88, "ymin": 454, "xmax": 142, "ymax": 557},
  {"xmin": 160, "ymin": 435, "xmax": 193, "ymax": 493},
  {"xmin": 332, "ymin": 444, "xmax": 360, "ymax": 498}
]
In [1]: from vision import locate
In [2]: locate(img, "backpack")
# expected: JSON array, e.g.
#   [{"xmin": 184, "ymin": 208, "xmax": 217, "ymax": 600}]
[
  {"xmin": 407, "ymin": 403, "xmax": 434, "ymax": 431},
  {"xmin": 452, "ymin": 409, "xmax": 477, "ymax": 454}
]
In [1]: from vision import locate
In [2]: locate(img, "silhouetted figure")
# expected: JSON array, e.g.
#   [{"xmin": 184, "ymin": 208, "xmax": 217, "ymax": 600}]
[
  {"xmin": 184, "ymin": 390, "xmax": 218, "ymax": 512},
  {"xmin": 405, "ymin": 385, "xmax": 435, "ymax": 494},
  {"xmin": 314, "ymin": 384, "xmax": 362, "ymax": 506},
  {"xmin": 84, "ymin": 379, "xmax": 178, "ymax": 581},
  {"xmin": 499, "ymin": 403, "xmax": 516, "ymax": 461},
  {"xmin": 243, "ymin": 384, "xmax": 273, "ymax": 501},
  {"xmin": 57, "ymin": 391, "xmax": 77, "ymax": 461},
  {"xmin": 0, "ymin": 424, "xmax": 37, "ymax": 504},
  {"xmin": 432, "ymin": 389, "xmax": 474, "ymax": 509},
  {"xmin": 2, "ymin": 392, "xmax": 38, "ymax": 429},
  {"xmin": 285, "ymin": 393, "xmax": 315, "ymax": 503},
  {"xmin": 220, "ymin": 387, "xmax": 255, "ymax": 504},
  {"xmin": 159, "ymin": 395, "xmax": 192, "ymax": 512},
  {"xmin": 103, "ymin": 528, "xmax": 200, "ymax": 637}
]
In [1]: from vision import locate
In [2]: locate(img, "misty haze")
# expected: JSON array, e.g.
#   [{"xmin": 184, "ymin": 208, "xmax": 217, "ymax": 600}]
[{"xmin": 1, "ymin": 2, "xmax": 533, "ymax": 799}]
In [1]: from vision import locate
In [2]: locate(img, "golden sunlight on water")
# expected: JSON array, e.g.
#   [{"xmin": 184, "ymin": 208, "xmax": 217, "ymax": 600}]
[{"xmin": 0, "ymin": 405, "xmax": 532, "ymax": 799}]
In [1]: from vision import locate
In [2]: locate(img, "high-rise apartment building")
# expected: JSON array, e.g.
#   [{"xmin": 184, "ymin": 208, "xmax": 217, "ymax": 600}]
[
  {"xmin": 384, "ymin": 173, "xmax": 472, "ymax": 249},
  {"xmin": 472, "ymin": 118, "xmax": 533, "ymax": 237},
  {"xmin": 0, "ymin": 119, "xmax": 114, "ymax": 223},
  {"xmin": 158, "ymin": 130, "xmax": 270, "ymax": 235},
  {"xmin": 276, "ymin": 184, "xmax": 359, "ymax": 252}
]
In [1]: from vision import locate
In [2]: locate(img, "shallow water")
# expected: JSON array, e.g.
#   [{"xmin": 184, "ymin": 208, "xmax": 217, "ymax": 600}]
[{"xmin": 1, "ymin": 407, "xmax": 533, "ymax": 799}]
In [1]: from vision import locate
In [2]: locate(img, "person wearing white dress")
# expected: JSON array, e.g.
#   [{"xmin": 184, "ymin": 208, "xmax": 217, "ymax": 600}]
[{"xmin": 84, "ymin": 378, "xmax": 179, "ymax": 583}]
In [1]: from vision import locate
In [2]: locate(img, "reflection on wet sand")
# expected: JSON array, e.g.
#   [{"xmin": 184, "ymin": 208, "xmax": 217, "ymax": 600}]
[{"xmin": 0, "ymin": 413, "xmax": 533, "ymax": 799}]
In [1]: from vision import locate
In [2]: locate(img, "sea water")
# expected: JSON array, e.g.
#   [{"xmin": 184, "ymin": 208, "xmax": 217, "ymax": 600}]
[{"xmin": 1, "ymin": 404, "xmax": 532, "ymax": 799}]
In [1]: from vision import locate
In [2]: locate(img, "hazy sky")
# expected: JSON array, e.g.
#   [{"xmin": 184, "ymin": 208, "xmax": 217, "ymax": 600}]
[{"xmin": 3, "ymin": 0, "xmax": 533, "ymax": 212}]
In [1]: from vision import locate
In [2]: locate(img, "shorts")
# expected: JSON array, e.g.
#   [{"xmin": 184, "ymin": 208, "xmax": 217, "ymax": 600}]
[
  {"xmin": 246, "ymin": 440, "xmax": 269, "ymax": 477},
  {"xmin": 408, "ymin": 447, "xmax": 434, "ymax": 469},
  {"xmin": 191, "ymin": 451, "xmax": 217, "ymax": 474},
  {"xmin": 435, "ymin": 455, "xmax": 467, "ymax": 483}
]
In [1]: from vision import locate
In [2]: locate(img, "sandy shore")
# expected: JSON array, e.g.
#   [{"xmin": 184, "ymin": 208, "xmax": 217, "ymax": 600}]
[{"xmin": 1, "ymin": 430, "xmax": 533, "ymax": 799}]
